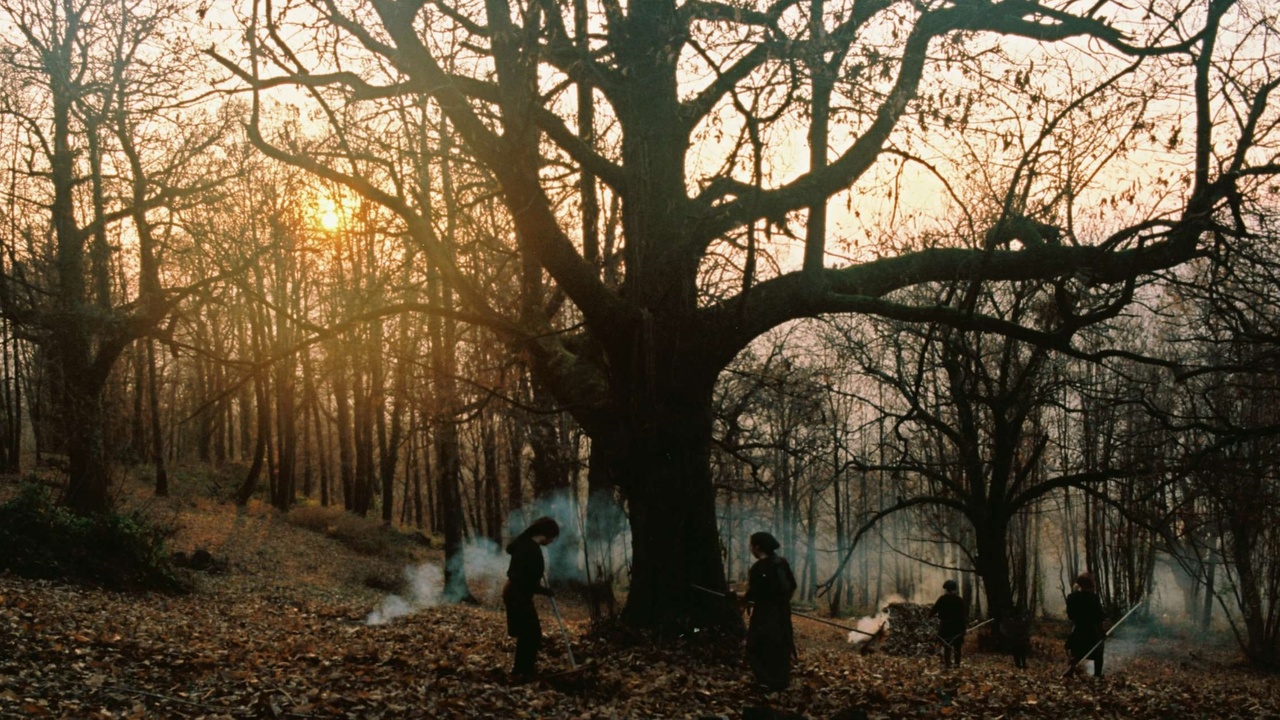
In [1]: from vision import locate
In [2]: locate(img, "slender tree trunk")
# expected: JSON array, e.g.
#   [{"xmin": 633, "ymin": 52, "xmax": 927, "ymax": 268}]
[
  {"xmin": 482, "ymin": 410, "xmax": 502, "ymax": 542},
  {"xmin": 379, "ymin": 295, "xmax": 410, "ymax": 524},
  {"xmin": 130, "ymin": 343, "xmax": 145, "ymax": 461},
  {"xmin": 333, "ymin": 355, "xmax": 355, "ymax": 510},
  {"xmin": 1202, "ymin": 558, "xmax": 1216, "ymax": 630},
  {"xmin": 212, "ymin": 325, "xmax": 228, "ymax": 464},
  {"xmin": 506, "ymin": 411, "xmax": 524, "ymax": 522},
  {"xmin": 0, "ymin": 319, "xmax": 21, "ymax": 473},
  {"xmin": 423, "ymin": 424, "xmax": 436, "ymax": 531},
  {"xmin": 235, "ymin": 370, "xmax": 270, "ymax": 507},
  {"xmin": 430, "ymin": 278, "xmax": 472, "ymax": 601},
  {"xmin": 353, "ymin": 362, "xmax": 375, "ymax": 516},
  {"xmin": 412, "ymin": 416, "xmax": 425, "ymax": 529},
  {"xmin": 238, "ymin": 321, "xmax": 253, "ymax": 462},
  {"xmin": 147, "ymin": 339, "xmax": 167, "ymax": 497}
]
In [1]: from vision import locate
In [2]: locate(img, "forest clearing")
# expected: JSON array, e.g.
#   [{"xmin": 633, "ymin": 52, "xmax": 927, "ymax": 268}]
[
  {"xmin": 2, "ymin": 0, "xmax": 1280, "ymax": 717},
  {"xmin": 1, "ymin": 477, "xmax": 1276, "ymax": 720}
]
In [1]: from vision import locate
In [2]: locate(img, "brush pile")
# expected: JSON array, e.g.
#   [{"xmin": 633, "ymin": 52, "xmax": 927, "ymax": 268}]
[{"xmin": 879, "ymin": 602, "xmax": 942, "ymax": 657}]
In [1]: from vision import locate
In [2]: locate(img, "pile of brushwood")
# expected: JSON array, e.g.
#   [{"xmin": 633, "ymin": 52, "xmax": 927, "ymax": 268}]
[{"xmin": 880, "ymin": 602, "xmax": 941, "ymax": 657}]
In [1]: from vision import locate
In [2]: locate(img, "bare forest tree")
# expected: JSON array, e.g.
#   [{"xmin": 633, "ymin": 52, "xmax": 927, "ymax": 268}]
[
  {"xmin": 1163, "ymin": 213, "xmax": 1280, "ymax": 669},
  {"xmin": 0, "ymin": 0, "xmax": 230, "ymax": 514},
  {"xmin": 822, "ymin": 283, "xmax": 1128, "ymax": 620}
]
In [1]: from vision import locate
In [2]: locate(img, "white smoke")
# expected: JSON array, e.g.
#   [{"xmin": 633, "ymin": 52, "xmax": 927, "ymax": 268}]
[
  {"xmin": 366, "ymin": 563, "xmax": 444, "ymax": 625},
  {"xmin": 846, "ymin": 594, "xmax": 904, "ymax": 645},
  {"xmin": 365, "ymin": 491, "xmax": 632, "ymax": 626},
  {"xmin": 365, "ymin": 538, "xmax": 513, "ymax": 625},
  {"xmin": 462, "ymin": 537, "xmax": 511, "ymax": 604}
]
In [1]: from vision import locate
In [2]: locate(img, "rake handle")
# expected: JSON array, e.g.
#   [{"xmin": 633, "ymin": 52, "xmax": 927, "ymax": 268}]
[{"xmin": 546, "ymin": 587, "xmax": 578, "ymax": 670}]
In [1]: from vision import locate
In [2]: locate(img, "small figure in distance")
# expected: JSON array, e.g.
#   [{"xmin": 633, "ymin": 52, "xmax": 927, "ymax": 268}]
[
  {"xmin": 740, "ymin": 531, "xmax": 797, "ymax": 693},
  {"xmin": 930, "ymin": 579, "xmax": 966, "ymax": 668},
  {"xmin": 999, "ymin": 611, "xmax": 1033, "ymax": 669},
  {"xmin": 1065, "ymin": 572, "xmax": 1106, "ymax": 678},
  {"xmin": 503, "ymin": 516, "xmax": 559, "ymax": 683}
]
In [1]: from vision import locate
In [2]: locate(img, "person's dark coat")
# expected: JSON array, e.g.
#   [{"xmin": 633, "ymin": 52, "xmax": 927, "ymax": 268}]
[
  {"xmin": 1066, "ymin": 589, "xmax": 1106, "ymax": 659},
  {"xmin": 504, "ymin": 534, "xmax": 550, "ymax": 638},
  {"xmin": 999, "ymin": 616, "xmax": 1033, "ymax": 668},
  {"xmin": 932, "ymin": 593, "xmax": 966, "ymax": 640},
  {"xmin": 744, "ymin": 554, "xmax": 797, "ymax": 691}
]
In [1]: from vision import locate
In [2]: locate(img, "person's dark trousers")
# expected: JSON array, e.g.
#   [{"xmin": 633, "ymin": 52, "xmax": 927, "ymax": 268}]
[
  {"xmin": 513, "ymin": 632, "xmax": 541, "ymax": 676},
  {"xmin": 943, "ymin": 643, "xmax": 962, "ymax": 667},
  {"xmin": 942, "ymin": 631, "xmax": 963, "ymax": 667},
  {"xmin": 747, "ymin": 646, "xmax": 791, "ymax": 691},
  {"xmin": 1070, "ymin": 646, "xmax": 1104, "ymax": 677}
]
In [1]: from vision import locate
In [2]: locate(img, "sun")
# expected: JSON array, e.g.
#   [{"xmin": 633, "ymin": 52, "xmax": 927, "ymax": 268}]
[{"xmin": 316, "ymin": 196, "xmax": 342, "ymax": 232}]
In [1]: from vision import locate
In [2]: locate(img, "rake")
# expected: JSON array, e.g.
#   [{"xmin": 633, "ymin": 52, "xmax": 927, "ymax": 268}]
[{"xmin": 538, "ymin": 581, "xmax": 599, "ymax": 692}]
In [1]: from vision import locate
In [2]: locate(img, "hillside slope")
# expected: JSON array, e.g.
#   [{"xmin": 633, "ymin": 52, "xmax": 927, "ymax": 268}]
[{"xmin": 1, "ymin": 490, "xmax": 1275, "ymax": 719}]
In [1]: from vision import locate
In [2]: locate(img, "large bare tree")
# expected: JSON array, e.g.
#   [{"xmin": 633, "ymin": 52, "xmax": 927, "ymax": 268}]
[{"xmin": 214, "ymin": 0, "xmax": 1278, "ymax": 630}]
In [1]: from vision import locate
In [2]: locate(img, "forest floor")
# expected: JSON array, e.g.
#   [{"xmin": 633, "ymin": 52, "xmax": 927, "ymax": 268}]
[{"xmin": 2, "ymin": 478, "xmax": 1278, "ymax": 719}]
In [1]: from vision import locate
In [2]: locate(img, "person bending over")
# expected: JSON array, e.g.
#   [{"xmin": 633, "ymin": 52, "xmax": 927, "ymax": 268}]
[{"xmin": 503, "ymin": 516, "xmax": 559, "ymax": 681}]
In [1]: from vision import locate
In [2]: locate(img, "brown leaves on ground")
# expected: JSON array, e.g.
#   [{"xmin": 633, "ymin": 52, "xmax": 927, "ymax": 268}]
[{"xmin": 1, "ymin": 500, "xmax": 1276, "ymax": 719}]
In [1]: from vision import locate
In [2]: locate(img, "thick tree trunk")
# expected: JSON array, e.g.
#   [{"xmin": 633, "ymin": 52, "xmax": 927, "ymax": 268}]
[
  {"xmin": 975, "ymin": 515, "xmax": 1015, "ymax": 620},
  {"xmin": 599, "ymin": 380, "xmax": 740, "ymax": 633},
  {"xmin": 63, "ymin": 386, "xmax": 110, "ymax": 515},
  {"xmin": 584, "ymin": 461, "xmax": 622, "ymax": 618},
  {"xmin": 1201, "ymin": 558, "xmax": 1216, "ymax": 630}
]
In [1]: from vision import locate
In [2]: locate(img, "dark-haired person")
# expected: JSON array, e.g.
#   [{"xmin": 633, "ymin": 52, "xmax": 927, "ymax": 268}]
[
  {"xmin": 1066, "ymin": 572, "xmax": 1106, "ymax": 678},
  {"xmin": 742, "ymin": 531, "xmax": 797, "ymax": 692},
  {"xmin": 503, "ymin": 516, "xmax": 559, "ymax": 682},
  {"xmin": 930, "ymin": 579, "xmax": 966, "ymax": 668}
]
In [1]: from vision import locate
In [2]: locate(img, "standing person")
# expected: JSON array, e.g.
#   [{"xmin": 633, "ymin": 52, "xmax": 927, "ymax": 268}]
[
  {"xmin": 741, "ymin": 531, "xmax": 797, "ymax": 692},
  {"xmin": 930, "ymin": 579, "xmax": 967, "ymax": 668},
  {"xmin": 1066, "ymin": 572, "xmax": 1106, "ymax": 678},
  {"xmin": 503, "ymin": 516, "xmax": 559, "ymax": 682},
  {"xmin": 999, "ymin": 612, "xmax": 1033, "ymax": 669}
]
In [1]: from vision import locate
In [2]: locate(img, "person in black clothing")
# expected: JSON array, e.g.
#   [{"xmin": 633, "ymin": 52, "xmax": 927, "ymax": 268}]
[
  {"xmin": 741, "ymin": 531, "xmax": 797, "ymax": 692},
  {"xmin": 930, "ymin": 579, "xmax": 967, "ymax": 668},
  {"xmin": 1066, "ymin": 572, "xmax": 1106, "ymax": 677},
  {"xmin": 503, "ymin": 516, "xmax": 559, "ymax": 681},
  {"xmin": 999, "ymin": 613, "xmax": 1033, "ymax": 669}
]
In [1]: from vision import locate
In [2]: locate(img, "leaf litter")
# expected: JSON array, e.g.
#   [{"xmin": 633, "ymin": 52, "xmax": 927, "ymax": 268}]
[{"xmin": 1, "ymin": 498, "xmax": 1277, "ymax": 719}]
